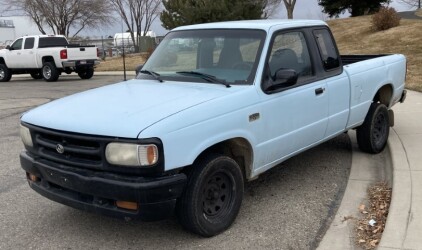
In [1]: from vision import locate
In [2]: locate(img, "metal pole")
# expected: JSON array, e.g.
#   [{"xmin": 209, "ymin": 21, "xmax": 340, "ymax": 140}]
[
  {"xmin": 101, "ymin": 36, "xmax": 105, "ymax": 60},
  {"xmin": 419, "ymin": 0, "xmax": 421, "ymax": 9},
  {"xmin": 121, "ymin": 22, "xmax": 127, "ymax": 81}
]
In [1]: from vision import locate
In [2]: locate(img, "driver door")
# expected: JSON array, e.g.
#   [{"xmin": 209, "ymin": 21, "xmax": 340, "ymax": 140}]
[
  {"xmin": 256, "ymin": 30, "xmax": 329, "ymax": 167},
  {"xmin": 6, "ymin": 38, "xmax": 24, "ymax": 68}
]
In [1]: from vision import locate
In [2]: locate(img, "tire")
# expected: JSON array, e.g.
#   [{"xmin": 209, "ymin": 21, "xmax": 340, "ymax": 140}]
[
  {"xmin": 176, "ymin": 154, "xmax": 244, "ymax": 237},
  {"xmin": 78, "ymin": 68, "xmax": 94, "ymax": 79},
  {"xmin": 30, "ymin": 71, "xmax": 43, "ymax": 80},
  {"xmin": 0, "ymin": 64, "xmax": 12, "ymax": 82},
  {"xmin": 42, "ymin": 62, "xmax": 59, "ymax": 82},
  {"xmin": 356, "ymin": 102, "xmax": 390, "ymax": 154}
]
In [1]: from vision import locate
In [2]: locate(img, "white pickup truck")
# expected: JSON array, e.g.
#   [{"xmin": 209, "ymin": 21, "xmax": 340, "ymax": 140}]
[
  {"xmin": 0, "ymin": 35, "xmax": 100, "ymax": 82},
  {"xmin": 19, "ymin": 20, "xmax": 407, "ymax": 237}
]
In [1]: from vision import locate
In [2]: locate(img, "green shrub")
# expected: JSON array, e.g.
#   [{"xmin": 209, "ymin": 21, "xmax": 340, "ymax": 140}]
[{"xmin": 372, "ymin": 7, "xmax": 401, "ymax": 31}]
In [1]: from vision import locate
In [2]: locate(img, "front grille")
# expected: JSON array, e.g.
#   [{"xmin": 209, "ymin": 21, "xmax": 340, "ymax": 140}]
[
  {"xmin": 23, "ymin": 123, "xmax": 165, "ymax": 176},
  {"xmin": 31, "ymin": 127, "xmax": 106, "ymax": 170}
]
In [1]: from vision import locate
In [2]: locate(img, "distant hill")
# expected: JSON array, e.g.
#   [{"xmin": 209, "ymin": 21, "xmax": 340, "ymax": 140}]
[{"xmin": 328, "ymin": 14, "xmax": 422, "ymax": 92}]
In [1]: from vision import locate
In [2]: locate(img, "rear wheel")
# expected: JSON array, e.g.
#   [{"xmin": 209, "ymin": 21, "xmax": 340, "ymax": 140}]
[
  {"xmin": 30, "ymin": 71, "xmax": 43, "ymax": 80},
  {"xmin": 0, "ymin": 64, "xmax": 12, "ymax": 82},
  {"xmin": 78, "ymin": 68, "xmax": 94, "ymax": 79},
  {"xmin": 176, "ymin": 154, "xmax": 244, "ymax": 237},
  {"xmin": 42, "ymin": 62, "xmax": 59, "ymax": 82},
  {"xmin": 357, "ymin": 102, "xmax": 390, "ymax": 154}
]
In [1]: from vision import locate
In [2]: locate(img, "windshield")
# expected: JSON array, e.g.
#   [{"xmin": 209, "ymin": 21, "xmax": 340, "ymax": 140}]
[{"xmin": 139, "ymin": 29, "xmax": 266, "ymax": 85}]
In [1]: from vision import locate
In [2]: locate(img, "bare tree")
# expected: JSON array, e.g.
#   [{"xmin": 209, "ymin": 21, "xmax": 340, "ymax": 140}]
[
  {"xmin": 3, "ymin": 0, "xmax": 112, "ymax": 38},
  {"xmin": 111, "ymin": 0, "xmax": 161, "ymax": 52},
  {"xmin": 282, "ymin": 0, "xmax": 297, "ymax": 19},
  {"xmin": 397, "ymin": 0, "xmax": 421, "ymax": 9},
  {"xmin": 262, "ymin": 0, "xmax": 282, "ymax": 18}
]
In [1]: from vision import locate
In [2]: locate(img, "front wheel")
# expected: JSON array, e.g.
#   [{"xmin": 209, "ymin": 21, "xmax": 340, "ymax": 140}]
[
  {"xmin": 0, "ymin": 64, "xmax": 12, "ymax": 82},
  {"xmin": 42, "ymin": 62, "xmax": 59, "ymax": 82},
  {"xmin": 78, "ymin": 68, "xmax": 94, "ymax": 79},
  {"xmin": 176, "ymin": 154, "xmax": 244, "ymax": 237},
  {"xmin": 356, "ymin": 102, "xmax": 390, "ymax": 154}
]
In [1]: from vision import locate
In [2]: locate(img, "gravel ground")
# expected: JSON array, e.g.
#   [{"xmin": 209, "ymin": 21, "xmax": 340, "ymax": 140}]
[{"xmin": 0, "ymin": 75, "xmax": 352, "ymax": 249}]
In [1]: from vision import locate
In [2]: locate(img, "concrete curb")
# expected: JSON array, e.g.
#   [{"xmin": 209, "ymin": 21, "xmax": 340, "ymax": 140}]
[{"xmin": 378, "ymin": 129, "xmax": 412, "ymax": 250}]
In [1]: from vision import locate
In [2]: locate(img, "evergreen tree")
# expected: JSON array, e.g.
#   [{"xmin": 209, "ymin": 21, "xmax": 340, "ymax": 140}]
[
  {"xmin": 318, "ymin": 0, "xmax": 391, "ymax": 17},
  {"xmin": 160, "ymin": 0, "xmax": 267, "ymax": 30}
]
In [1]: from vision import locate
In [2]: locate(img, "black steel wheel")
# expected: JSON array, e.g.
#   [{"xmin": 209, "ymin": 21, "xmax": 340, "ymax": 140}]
[
  {"xmin": 176, "ymin": 154, "xmax": 244, "ymax": 237},
  {"xmin": 357, "ymin": 102, "xmax": 390, "ymax": 154},
  {"xmin": 0, "ymin": 64, "xmax": 12, "ymax": 82}
]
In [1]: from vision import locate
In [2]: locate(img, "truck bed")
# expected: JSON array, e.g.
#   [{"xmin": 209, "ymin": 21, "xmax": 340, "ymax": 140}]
[{"xmin": 341, "ymin": 55, "xmax": 389, "ymax": 66}]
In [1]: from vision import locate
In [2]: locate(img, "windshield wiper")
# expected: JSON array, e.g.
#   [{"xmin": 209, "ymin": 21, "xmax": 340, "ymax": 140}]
[
  {"xmin": 140, "ymin": 70, "xmax": 163, "ymax": 82},
  {"xmin": 176, "ymin": 71, "xmax": 231, "ymax": 88}
]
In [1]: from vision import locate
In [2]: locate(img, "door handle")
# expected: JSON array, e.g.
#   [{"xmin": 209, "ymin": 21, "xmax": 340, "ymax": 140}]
[{"xmin": 315, "ymin": 87, "xmax": 325, "ymax": 95}]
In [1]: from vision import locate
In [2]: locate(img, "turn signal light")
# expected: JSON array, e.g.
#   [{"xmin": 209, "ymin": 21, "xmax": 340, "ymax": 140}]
[
  {"xmin": 115, "ymin": 201, "xmax": 138, "ymax": 211},
  {"xmin": 27, "ymin": 172, "xmax": 40, "ymax": 182}
]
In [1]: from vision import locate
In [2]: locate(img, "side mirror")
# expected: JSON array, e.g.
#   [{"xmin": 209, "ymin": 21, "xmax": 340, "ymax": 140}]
[
  {"xmin": 5, "ymin": 45, "xmax": 11, "ymax": 50},
  {"xmin": 135, "ymin": 64, "xmax": 144, "ymax": 75},
  {"xmin": 275, "ymin": 68, "xmax": 298, "ymax": 85},
  {"xmin": 263, "ymin": 68, "xmax": 298, "ymax": 92}
]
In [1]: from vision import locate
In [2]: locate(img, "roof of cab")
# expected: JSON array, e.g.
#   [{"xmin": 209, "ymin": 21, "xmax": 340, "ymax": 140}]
[
  {"xmin": 172, "ymin": 19, "xmax": 327, "ymax": 32},
  {"xmin": 21, "ymin": 35, "xmax": 66, "ymax": 39}
]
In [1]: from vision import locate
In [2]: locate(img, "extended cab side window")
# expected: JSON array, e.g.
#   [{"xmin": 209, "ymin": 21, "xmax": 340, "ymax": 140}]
[
  {"xmin": 313, "ymin": 29, "xmax": 340, "ymax": 71},
  {"xmin": 24, "ymin": 38, "xmax": 35, "ymax": 49},
  {"xmin": 11, "ymin": 38, "xmax": 23, "ymax": 50},
  {"xmin": 267, "ymin": 31, "xmax": 313, "ymax": 82}
]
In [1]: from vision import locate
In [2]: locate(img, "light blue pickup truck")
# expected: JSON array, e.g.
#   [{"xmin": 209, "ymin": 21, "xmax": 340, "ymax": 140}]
[{"xmin": 19, "ymin": 20, "xmax": 407, "ymax": 236}]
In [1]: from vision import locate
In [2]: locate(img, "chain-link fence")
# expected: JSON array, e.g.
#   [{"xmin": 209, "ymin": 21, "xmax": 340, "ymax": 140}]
[{"xmin": 69, "ymin": 36, "xmax": 158, "ymax": 60}]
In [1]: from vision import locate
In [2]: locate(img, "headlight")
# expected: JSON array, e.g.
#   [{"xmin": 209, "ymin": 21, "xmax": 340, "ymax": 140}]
[
  {"xmin": 105, "ymin": 143, "xmax": 158, "ymax": 167},
  {"xmin": 20, "ymin": 125, "xmax": 33, "ymax": 147}
]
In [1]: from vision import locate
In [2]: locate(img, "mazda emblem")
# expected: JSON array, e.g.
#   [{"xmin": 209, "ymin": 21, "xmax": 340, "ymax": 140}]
[{"xmin": 56, "ymin": 144, "xmax": 65, "ymax": 154}]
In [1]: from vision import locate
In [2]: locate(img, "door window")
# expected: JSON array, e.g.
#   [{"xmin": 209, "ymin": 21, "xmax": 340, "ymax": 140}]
[
  {"xmin": 24, "ymin": 38, "xmax": 35, "ymax": 49},
  {"xmin": 11, "ymin": 38, "xmax": 23, "ymax": 50},
  {"xmin": 268, "ymin": 31, "xmax": 313, "ymax": 81},
  {"xmin": 313, "ymin": 29, "xmax": 340, "ymax": 71}
]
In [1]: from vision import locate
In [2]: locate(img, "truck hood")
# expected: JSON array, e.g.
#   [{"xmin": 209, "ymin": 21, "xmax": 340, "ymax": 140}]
[{"xmin": 21, "ymin": 80, "xmax": 239, "ymax": 138}]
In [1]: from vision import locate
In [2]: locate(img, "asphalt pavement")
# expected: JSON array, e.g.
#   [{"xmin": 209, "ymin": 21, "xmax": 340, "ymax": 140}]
[
  {"xmin": 398, "ymin": 10, "xmax": 422, "ymax": 20},
  {"xmin": 0, "ymin": 74, "xmax": 355, "ymax": 249}
]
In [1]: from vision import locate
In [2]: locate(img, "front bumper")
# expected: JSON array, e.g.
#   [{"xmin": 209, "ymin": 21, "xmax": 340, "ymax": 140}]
[{"xmin": 20, "ymin": 151, "xmax": 187, "ymax": 221}]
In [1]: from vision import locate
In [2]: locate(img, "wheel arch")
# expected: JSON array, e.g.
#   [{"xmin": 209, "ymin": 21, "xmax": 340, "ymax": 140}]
[
  {"xmin": 372, "ymin": 83, "xmax": 394, "ymax": 107},
  {"xmin": 0, "ymin": 57, "xmax": 5, "ymax": 65},
  {"xmin": 41, "ymin": 56, "xmax": 55, "ymax": 65},
  {"xmin": 191, "ymin": 137, "xmax": 254, "ymax": 181}
]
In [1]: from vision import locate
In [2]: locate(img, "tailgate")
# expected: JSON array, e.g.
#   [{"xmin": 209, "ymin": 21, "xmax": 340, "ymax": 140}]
[{"xmin": 66, "ymin": 47, "xmax": 98, "ymax": 61}]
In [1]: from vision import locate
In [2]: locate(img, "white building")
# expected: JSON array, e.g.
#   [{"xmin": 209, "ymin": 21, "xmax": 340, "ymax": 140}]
[
  {"xmin": 113, "ymin": 31, "xmax": 156, "ymax": 47},
  {"xmin": 0, "ymin": 19, "xmax": 16, "ymax": 47}
]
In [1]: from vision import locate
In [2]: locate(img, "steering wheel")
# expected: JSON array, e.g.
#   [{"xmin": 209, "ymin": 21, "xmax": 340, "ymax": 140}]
[{"xmin": 232, "ymin": 62, "xmax": 252, "ymax": 70}]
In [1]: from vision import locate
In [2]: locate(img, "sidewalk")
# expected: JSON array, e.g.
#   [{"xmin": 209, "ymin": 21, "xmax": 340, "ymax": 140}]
[
  {"xmin": 379, "ymin": 90, "xmax": 422, "ymax": 250},
  {"xmin": 319, "ymin": 90, "xmax": 422, "ymax": 250}
]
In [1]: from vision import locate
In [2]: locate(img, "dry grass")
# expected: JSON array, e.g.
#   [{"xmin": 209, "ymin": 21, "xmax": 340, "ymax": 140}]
[
  {"xmin": 328, "ymin": 16, "xmax": 422, "ymax": 92},
  {"xmin": 416, "ymin": 9, "xmax": 422, "ymax": 17},
  {"xmin": 96, "ymin": 53, "xmax": 147, "ymax": 72}
]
